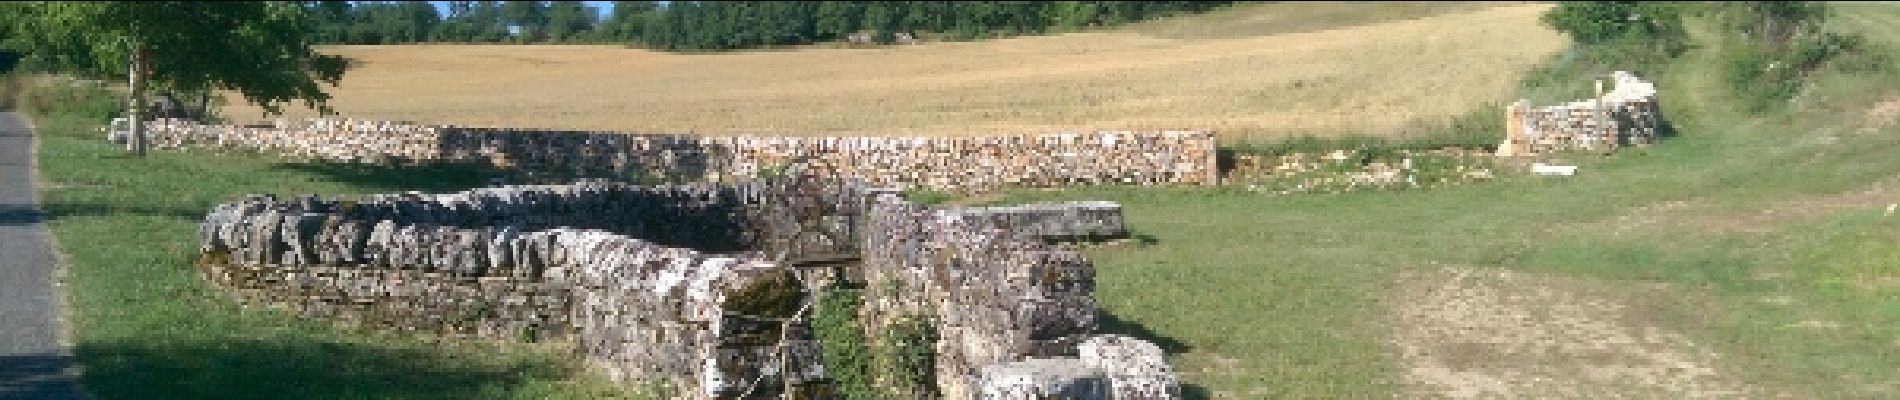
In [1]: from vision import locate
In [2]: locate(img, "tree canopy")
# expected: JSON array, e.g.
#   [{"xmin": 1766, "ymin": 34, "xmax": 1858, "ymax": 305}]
[{"xmin": 0, "ymin": 1, "xmax": 349, "ymax": 115}]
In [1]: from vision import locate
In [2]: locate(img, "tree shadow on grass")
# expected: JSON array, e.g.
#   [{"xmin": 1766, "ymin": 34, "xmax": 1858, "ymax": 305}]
[
  {"xmin": 73, "ymin": 338, "xmax": 587, "ymax": 400},
  {"xmin": 33, "ymin": 201, "xmax": 206, "ymax": 223},
  {"xmin": 0, "ymin": 352, "xmax": 84, "ymax": 400},
  {"xmin": 1096, "ymin": 312, "xmax": 1211, "ymax": 399},
  {"xmin": 265, "ymin": 161, "xmax": 516, "ymax": 194},
  {"xmin": 0, "ymin": 203, "xmax": 43, "ymax": 227}
]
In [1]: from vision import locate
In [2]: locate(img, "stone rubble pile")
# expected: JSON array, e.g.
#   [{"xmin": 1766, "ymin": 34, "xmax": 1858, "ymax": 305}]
[
  {"xmin": 197, "ymin": 178, "xmax": 1176, "ymax": 399},
  {"xmin": 117, "ymin": 118, "xmax": 1218, "ymax": 193},
  {"xmin": 1225, "ymin": 147, "xmax": 1498, "ymax": 195},
  {"xmin": 1497, "ymin": 70, "xmax": 1661, "ymax": 156}
]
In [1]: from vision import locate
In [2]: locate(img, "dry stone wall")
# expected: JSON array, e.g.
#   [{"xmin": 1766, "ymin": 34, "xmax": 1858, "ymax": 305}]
[
  {"xmin": 1223, "ymin": 71, "xmax": 1659, "ymax": 187},
  {"xmin": 197, "ymin": 179, "xmax": 870, "ymax": 398},
  {"xmin": 1497, "ymin": 71, "xmax": 1661, "ymax": 157},
  {"xmin": 196, "ymin": 178, "xmax": 1172, "ymax": 399},
  {"xmin": 124, "ymin": 118, "xmax": 1218, "ymax": 193},
  {"xmin": 859, "ymin": 194, "xmax": 1179, "ymax": 399}
]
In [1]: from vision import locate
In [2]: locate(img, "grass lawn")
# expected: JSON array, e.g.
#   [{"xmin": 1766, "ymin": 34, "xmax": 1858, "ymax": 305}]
[
  {"xmin": 29, "ymin": 113, "xmax": 648, "ymax": 399},
  {"xmin": 978, "ymin": 9, "xmax": 1900, "ymax": 398},
  {"xmin": 20, "ymin": 2, "xmax": 1900, "ymax": 399}
]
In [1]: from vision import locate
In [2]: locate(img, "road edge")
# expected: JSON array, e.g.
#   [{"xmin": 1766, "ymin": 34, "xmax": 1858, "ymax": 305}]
[{"xmin": 21, "ymin": 113, "xmax": 98, "ymax": 400}]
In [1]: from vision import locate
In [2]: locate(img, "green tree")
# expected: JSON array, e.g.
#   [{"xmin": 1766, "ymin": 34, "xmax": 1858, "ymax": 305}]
[
  {"xmin": 1540, "ymin": 1, "xmax": 1688, "ymax": 63},
  {"xmin": 0, "ymin": 1, "xmax": 348, "ymax": 157},
  {"xmin": 468, "ymin": 1, "xmax": 510, "ymax": 42},
  {"xmin": 602, "ymin": 1, "xmax": 657, "ymax": 41},
  {"xmin": 501, "ymin": 0, "xmax": 548, "ymax": 42},
  {"xmin": 305, "ymin": 1, "xmax": 352, "ymax": 43},
  {"xmin": 544, "ymin": 1, "xmax": 594, "ymax": 42},
  {"xmin": 814, "ymin": 1, "xmax": 863, "ymax": 40},
  {"xmin": 395, "ymin": 1, "xmax": 441, "ymax": 43},
  {"xmin": 1710, "ymin": 1, "xmax": 1828, "ymax": 47},
  {"xmin": 433, "ymin": 1, "xmax": 477, "ymax": 42},
  {"xmin": 1541, "ymin": 2, "xmax": 1686, "ymax": 47}
]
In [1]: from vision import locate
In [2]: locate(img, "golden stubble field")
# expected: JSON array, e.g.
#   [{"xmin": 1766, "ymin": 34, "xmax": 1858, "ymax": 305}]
[{"xmin": 224, "ymin": 2, "xmax": 1564, "ymax": 141}]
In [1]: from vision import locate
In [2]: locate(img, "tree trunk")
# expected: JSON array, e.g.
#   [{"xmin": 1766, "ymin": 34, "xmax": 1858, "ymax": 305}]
[
  {"xmin": 127, "ymin": 47, "xmax": 149, "ymax": 157},
  {"xmin": 196, "ymin": 89, "xmax": 212, "ymax": 122}
]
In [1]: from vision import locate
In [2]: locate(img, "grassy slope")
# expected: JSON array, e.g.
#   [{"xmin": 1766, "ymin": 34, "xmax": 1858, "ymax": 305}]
[
  {"xmin": 982, "ymin": 5, "xmax": 1900, "ymax": 398},
  {"xmin": 220, "ymin": 2, "xmax": 1560, "ymax": 141}
]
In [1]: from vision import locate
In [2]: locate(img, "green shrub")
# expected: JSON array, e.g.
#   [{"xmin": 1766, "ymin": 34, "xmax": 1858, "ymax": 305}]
[
  {"xmin": 811, "ymin": 284, "xmax": 879, "ymax": 400},
  {"xmin": 1707, "ymin": 2, "xmax": 1882, "ymax": 111},
  {"xmin": 1542, "ymin": 1, "xmax": 1689, "ymax": 63},
  {"xmin": 1708, "ymin": 1, "xmax": 1828, "ymax": 47},
  {"xmin": 17, "ymin": 77, "xmax": 122, "ymax": 122},
  {"xmin": 877, "ymin": 314, "xmax": 938, "ymax": 397}
]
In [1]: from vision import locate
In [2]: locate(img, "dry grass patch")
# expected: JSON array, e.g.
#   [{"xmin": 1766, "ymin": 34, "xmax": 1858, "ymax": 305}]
[{"xmin": 224, "ymin": 3, "xmax": 1563, "ymax": 139}]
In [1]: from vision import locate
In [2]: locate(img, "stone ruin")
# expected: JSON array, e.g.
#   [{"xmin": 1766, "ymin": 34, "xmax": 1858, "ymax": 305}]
[
  {"xmin": 196, "ymin": 177, "xmax": 1179, "ymax": 399},
  {"xmin": 115, "ymin": 118, "xmax": 1219, "ymax": 194},
  {"xmin": 1496, "ymin": 70, "xmax": 1662, "ymax": 157}
]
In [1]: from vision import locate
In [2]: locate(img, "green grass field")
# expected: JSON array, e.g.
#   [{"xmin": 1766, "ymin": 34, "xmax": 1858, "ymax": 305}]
[
  {"xmin": 17, "ymin": 2, "xmax": 1900, "ymax": 399},
  {"xmin": 27, "ymin": 114, "xmax": 654, "ymax": 399},
  {"xmin": 982, "ymin": 7, "xmax": 1900, "ymax": 397}
]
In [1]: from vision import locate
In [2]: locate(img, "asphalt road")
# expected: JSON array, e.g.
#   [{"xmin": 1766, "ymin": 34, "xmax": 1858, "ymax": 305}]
[{"xmin": 0, "ymin": 112, "xmax": 86, "ymax": 400}]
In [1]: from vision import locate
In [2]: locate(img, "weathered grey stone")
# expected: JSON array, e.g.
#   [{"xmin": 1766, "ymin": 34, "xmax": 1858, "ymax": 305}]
[
  {"xmin": 196, "ymin": 178, "xmax": 1168, "ymax": 399},
  {"xmin": 1079, "ymin": 335, "xmax": 1180, "ymax": 399},
  {"xmin": 130, "ymin": 117, "xmax": 1217, "ymax": 193},
  {"xmin": 977, "ymin": 357, "xmax": 1111, "ymax": 400}
]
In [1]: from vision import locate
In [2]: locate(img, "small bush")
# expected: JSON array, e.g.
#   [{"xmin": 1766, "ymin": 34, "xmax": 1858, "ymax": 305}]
[
  {"xmin": 16, "ymin": 77, "xmax": 122, "ymax": 122},
  {"xmin": 1542, "ymin": 2, "xmax": 1690, "ymax": 63},
  {"xmin": 877, "ymin": 314, "xmax": 938, "ymax": 397},
  {"xmin": 1708, "ymin": 2, "xmax": 1882, "ymax": 111},
  {"xmin": 811, "ymin": 284, "xmax": 878, "ymax": 400}
]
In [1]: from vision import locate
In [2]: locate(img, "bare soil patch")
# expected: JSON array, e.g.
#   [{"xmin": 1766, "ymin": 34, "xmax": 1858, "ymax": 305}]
[{"xmin": 1393, "ymin": 266, "xmax": 1752, "ymax": 398}]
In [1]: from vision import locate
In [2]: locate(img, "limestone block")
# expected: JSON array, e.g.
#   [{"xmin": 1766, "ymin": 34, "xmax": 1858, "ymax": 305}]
[
  {"xmin": 1078, "ymin": 335, "xmax": 1180, "ymax": 399},
  {"xmin": 977, "ymin": 358, "xmax": 1111, "ymax": 400}
]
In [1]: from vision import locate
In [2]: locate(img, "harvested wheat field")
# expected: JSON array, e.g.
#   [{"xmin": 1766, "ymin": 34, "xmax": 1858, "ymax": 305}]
[{"xmin": 224, "ymin": 2, "xmax": 1564, "ymax": 140}]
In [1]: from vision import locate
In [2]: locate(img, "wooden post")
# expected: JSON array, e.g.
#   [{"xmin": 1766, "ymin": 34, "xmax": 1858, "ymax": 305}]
[
  {"xmin": 1594, "ymin": 78, "xmax": 1607, "ymax": 154},
  {"xmin": 1499, "ymin": 100, "xmax": 1524, "ymax": 157},
  {"xmin": 1206, "ymin": 131, "xmax": 1220, "ymax": 186},
  {"xmin": 127, "ymin": 46, "xmax": 149, "ymax": 157}
]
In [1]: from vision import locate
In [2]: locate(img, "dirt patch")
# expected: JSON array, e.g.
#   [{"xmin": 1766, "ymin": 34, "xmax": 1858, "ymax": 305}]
[
  {"xmin": 1587, "ymin": 177, "xmax": 1900, "ymax": 236},
  {"xmin": 1860, "ymin": 96, "xmax": 1900, "ymax": 134},
  {"xmin": 1392, "ymin": 266, "xmax": 1752, "ymax": 398}
]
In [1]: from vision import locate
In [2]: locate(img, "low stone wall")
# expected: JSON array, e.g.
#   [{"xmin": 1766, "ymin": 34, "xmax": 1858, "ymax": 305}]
[
  {"xmin": 124, "ymin": 118, "xmax": 1218, "ymax": 193},
  {"xmin": 196, "ymin": 180, "xmax": 867, "ymax": 398},
  {"xmin": 1497, "ymin": 70, "xmax": 1661, "ymax": 156},
  {"xmin": 951, "ymin": 201, "xmax": 1127, "ymax": 241},
  {"xmin": 860, "ymin": 194, "xmax": 1177, "ymax": 399},
  {"xmin": 196, "ymin": 178, "xmax": 1171, "ymax": 399}
]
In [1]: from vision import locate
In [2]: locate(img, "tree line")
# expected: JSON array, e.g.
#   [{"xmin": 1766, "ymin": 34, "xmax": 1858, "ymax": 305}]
[{"xmin": 303, "ymin": 1, "xmax": 1235, "ymax": 49}]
